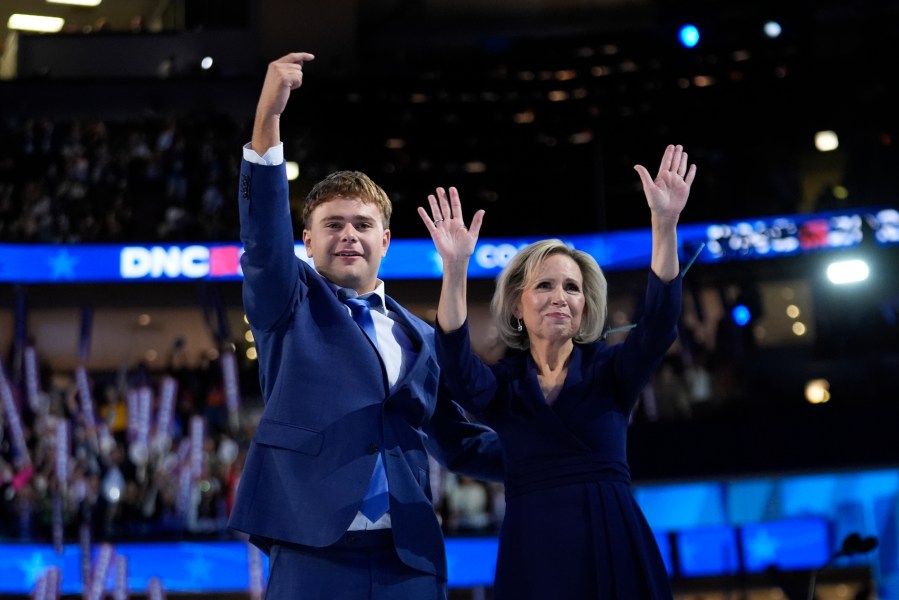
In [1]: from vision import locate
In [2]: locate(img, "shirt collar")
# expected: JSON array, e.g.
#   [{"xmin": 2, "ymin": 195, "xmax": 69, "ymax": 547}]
[
  {"xmin": 328, "ymin": 278, "xmax": 387, "ymax": 313},
  {"xmin": 361, "ymin": 281, "xmax": 387, "ymax": 313}
]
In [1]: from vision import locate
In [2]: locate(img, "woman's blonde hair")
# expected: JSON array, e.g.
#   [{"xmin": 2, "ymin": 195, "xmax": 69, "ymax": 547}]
[{"xmin": 490, "ymin": 239, "xmax": 607, "ymax": 350}]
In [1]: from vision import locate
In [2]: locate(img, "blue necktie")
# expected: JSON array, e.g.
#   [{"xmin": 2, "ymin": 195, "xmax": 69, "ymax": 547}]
[
  {"xmin": 360, "ymin": 454, "xmax": 389, "ymax": 522},
  {"xmin": 338, "ymin": 289, "xmax": 380, "ymax": 350},
  {"xmin": 338, "ymin": 289, "xmax": 389, "ymax": 521}
]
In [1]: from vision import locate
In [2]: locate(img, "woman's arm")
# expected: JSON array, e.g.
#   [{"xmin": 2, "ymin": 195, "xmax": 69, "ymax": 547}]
[
  {"xmin": 417, "ymin": 186, "xmax": 485, "ymax": 332},
  {"xmin": 633, "ymin": 144, "xmax": 697, "ymax": 283}
]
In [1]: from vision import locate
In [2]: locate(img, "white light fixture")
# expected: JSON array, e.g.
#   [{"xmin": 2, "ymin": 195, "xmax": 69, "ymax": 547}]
[
  {"xmin": 8, "ymin": 14, "xmax": 65, "ymax": 32},
  {"xmin": 46, "ymin": 0, "xmax": 103, "ymax": 6},
  {"xmin": 826, "ymin": 259, "xmax": 870, "ymax": 284}
]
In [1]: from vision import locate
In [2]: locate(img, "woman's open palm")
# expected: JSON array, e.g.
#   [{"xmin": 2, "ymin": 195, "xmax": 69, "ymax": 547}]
[
  {"xmin": 418, "ymin": 187, "xmax": 485, "ymax": 267},
  {"xmin": 633, "ymin": 144, "xmax": 697, "ymax": 221}
]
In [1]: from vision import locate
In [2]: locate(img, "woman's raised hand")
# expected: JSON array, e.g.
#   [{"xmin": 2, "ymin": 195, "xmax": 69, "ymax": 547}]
[
  {"xmin": 418, "ymin": 187, "xmax": 485, "ymax": 268},
  {"xmin": 633, "ymin": 144, "xmax": 697, "ymax": 223}
]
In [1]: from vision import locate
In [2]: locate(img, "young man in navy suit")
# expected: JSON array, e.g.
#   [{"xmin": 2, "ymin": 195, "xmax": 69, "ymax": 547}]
[{"xmin": 228, "ymin": 52, "xmax": 504, "ymax": 599}]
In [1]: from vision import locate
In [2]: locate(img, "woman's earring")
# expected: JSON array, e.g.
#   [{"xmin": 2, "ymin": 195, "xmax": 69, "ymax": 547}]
[{"xmin": 516, "ymin": 318, "xmax": 523, "ymax": 333}]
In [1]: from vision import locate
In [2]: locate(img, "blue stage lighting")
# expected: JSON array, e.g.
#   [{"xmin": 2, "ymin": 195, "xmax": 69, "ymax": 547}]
[
  {"xmin": 679, "ymin": 25, "xmax": 700, "ymax": 48},
  {"xmin": 732, "ymin": 304, "xmax": 751, "ymax": 326}
]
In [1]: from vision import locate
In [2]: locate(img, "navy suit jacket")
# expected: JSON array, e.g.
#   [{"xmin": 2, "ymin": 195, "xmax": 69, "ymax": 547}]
[{"xmin": 228, "ymin": 160, "xmax": 503, "ymax": 579}]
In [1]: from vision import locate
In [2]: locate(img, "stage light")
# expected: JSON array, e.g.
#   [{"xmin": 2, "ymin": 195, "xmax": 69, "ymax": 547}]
[
  {"xmin": 805, "ymin": 379, "xmax": 831, "ymax": 404},
  {"xmin": 815, "ymin": 130, "xmax": 839, "ymax": 152},
  {"xmin": 826, "ymin": 259, "xmax": 869, "ymax": 284},
  {"xmin": 200, "ymin": 56, "xmax": 214, "ymax": 70},
  {"xmin": 679, "ymin": 25, "xmax": 700, "ymax": 48},
  {"xmin": 8, "ymin": 14, "xmax": 65, "ymax": 32},
  {"xmin": 786, "ymin": 304, "xmax": 800, "ymax": 318},
  {"xmin": 763, "ymin": 21, "xmax": 782, "ymax": 38},
  {"xmin": 732, "ymin": 304, "xmax": 751, "ymax": 326}
]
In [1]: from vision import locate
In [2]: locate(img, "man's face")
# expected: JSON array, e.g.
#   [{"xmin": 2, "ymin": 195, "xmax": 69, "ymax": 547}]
[{"xmin": 303, "ymin": 196, "xmax": 390, "ymax": 294}]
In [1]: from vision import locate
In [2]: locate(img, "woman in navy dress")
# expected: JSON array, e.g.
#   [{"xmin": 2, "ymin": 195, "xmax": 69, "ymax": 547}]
[{"xmin": 418, "ymin": 144, "xmax": 696, "ymax": 599}]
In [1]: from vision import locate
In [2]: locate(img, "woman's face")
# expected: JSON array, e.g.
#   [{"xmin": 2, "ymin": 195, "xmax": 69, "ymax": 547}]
[{"xmin": 514, "ymin": 253, "xmax": 585, "ymax": 345}]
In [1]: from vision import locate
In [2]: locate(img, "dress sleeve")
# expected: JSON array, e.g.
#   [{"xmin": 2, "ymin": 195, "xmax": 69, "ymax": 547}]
[
  {"xmin": 435, "ymin": 321, "xmax": 500, "ymax": 417},
  {"xmin": 422, "ymin": 382, "xmax": 505, "ymax": 482},
  {"xmin": 611, "ymin": 270, "xmax": 683, "ymax": 409}
]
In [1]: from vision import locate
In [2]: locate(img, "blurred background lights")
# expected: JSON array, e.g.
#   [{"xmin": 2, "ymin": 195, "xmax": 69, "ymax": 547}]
[
  {"xmin": 815, "ymin": 130, "xmax": 839, "ymax": 152},
  {"xmin": 679, "ymin": 24, "xmax": 700, "ymax": 48},
  {"xmin": 827, "ymin": 259, "xmax": 870, "ymax": 284},
  {"xmin": 732, "ymin": 304, "xmax": 751, "ymax": 326},
  {"xmin": 677, "ymin": 25, "xmax": 699, "ymax": 48},
  {"xmin": 285, "ymin": 161, "xmax": 299, "ymax": 181},
  {"xmin": 200, "ymin": 56, "xmax": 213, "ymax": 70},
  {"xmin": 792, "ymin": 321, "xmax": 807, "ymax": 336},
  {"xmin": 763, "ymin": 21, "xmax": 782, "ymax": 38},
  {"xmin": 8, "ymin": 14, "xmax": 65, "ymax": 32},
  {"xmin": 805, "ymin": 379, "xmax": 831, "ymax": 404},
  {"xmin": 832, "ymin": 185, "xmax": 849, "ymax": 200},
  {"xmin": 786, "ymin": 304, "xmax": 800, "ymax": 318}
]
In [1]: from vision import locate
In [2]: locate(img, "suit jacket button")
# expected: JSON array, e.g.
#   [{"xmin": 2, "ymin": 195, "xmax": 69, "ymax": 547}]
[{"xmin": 368, "ymin": 443, "xmax": 379, "ymax": 454}]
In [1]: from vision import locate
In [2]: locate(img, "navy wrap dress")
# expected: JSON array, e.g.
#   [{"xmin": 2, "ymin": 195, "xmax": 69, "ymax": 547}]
[{"xmin": 436, "ymin": 271, "xmax": 681, "ymax": 599}]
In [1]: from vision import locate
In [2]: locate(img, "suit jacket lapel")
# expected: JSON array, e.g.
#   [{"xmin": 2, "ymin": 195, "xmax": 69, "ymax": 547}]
[{"xmin": 383, "ymin": 296, "xmax": 438, "ymax": 424}]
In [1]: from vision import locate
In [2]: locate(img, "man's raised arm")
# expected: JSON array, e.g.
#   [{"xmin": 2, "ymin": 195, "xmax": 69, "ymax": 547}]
[{"xmin": 251, "ymin": 52, "xmax": 315, "ymax": 156}]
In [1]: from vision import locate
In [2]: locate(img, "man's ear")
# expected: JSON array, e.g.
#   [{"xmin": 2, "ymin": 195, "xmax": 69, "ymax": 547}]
[
  {"xmin": 302, "ymin": 229, "xmax": 313, "ymax": 258},
  {"xmin": 381, "ymin": 228, "xmax": 391, "ymax": 257}
]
